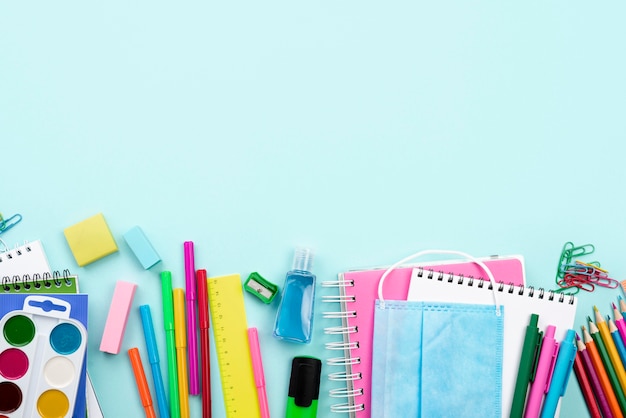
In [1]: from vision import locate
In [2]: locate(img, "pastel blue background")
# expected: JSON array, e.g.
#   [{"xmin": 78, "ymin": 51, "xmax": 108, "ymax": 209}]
[{"xmin": 2, "ymin": 2, "xmax": 625, "ymax": 417}]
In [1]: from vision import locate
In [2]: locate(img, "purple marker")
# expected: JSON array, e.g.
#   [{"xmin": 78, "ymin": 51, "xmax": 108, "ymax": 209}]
[{"xmin": 184, "ymin": 241, "xmax": 199, "ymax": 395}]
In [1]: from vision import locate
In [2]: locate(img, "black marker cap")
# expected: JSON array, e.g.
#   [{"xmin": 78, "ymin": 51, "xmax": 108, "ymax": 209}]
[{"xmin": 288, "ymin": 356, "xmax": 322, "ymax": 407}]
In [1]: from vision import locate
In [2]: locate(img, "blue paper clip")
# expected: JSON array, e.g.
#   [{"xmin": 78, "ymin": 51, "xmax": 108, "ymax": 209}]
[{"xmin": 0, "ymin": 213, "xmax": 22, "ymax": 235}]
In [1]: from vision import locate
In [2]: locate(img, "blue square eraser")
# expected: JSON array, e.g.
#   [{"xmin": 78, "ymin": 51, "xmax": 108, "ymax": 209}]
[{"xmin": 123, "ymin": 226, "xmax": 161, "ymax": 269}]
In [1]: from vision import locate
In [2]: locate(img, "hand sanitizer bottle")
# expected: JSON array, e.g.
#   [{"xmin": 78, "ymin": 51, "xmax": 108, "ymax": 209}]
[{"xmin": 273, "ymin": 247, "xmax": 316, "ymax": 344}]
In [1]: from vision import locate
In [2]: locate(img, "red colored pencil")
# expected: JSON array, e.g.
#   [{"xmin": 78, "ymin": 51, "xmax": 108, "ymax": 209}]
[
  {"xmin": 574, "ymin": 351, "xmax": 602, "ymax": 418},
  {"xmin": 576, "ymin": 335, "xmax": 610, "ymax": 418}
]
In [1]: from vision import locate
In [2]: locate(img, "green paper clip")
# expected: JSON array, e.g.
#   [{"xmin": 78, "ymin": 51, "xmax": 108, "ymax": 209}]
[{"xmin": 244, "ymin": 272, "xmax": 279, "ymax": 304}]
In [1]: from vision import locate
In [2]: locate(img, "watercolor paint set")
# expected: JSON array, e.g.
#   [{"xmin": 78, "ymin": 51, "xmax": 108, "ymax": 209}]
[{"xmin": 0, "ymin": 294, "xmax": 88, "ymax": 418}]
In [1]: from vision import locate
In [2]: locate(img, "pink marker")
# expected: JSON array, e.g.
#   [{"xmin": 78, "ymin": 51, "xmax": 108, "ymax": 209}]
[
  {"xmin": 248, "ymin": 327, "xmax": 270, "ymax": 418},
  {"xmin": 184, "ymin": 241, "xmax": 199, "ymax": 395},
  {"xmin": 524, "ymin": 325, "xmax": 558, "ymax": 418}
]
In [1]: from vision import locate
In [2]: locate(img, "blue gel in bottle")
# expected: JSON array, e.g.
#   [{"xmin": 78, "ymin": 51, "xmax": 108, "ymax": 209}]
[{"xmin": 273, "ymin": 247, "xmax": 316, "ymax": 344}]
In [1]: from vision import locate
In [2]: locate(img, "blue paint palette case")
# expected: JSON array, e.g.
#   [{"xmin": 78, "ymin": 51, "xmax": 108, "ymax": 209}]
[{"xmin": 0, "ymin": 295, "xmax": 88, "ymax": 418}]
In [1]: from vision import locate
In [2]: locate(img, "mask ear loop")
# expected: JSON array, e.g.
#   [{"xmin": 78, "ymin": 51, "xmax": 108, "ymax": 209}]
[{"xmin": 377, "ymin": 249, "xmax": 502, "ymax": 316}]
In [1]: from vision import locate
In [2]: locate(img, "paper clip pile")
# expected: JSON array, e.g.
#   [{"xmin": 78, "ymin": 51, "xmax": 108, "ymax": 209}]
[
  {"xmin": 0, "ymin": 212, "xmax": 22, "ymax": 235},
  {"xmin": 554, "ymin": 241, "xmax": 618, "ymax": 293}
]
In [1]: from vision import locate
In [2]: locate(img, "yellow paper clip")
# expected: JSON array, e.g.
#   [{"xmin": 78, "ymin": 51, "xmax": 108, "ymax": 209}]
[
  {"xmin": 576, "ymin": 260, "xmax": 608, "ymax": 274},
  {"xmin": 0, "ymin": 213, "xmax": 22, "ymax": 235}
]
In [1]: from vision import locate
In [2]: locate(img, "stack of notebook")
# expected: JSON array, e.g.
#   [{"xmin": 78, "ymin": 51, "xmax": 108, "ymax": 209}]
[{"xmin": 323, "ymin": 255, "xmax": 578, "ymax": 417}]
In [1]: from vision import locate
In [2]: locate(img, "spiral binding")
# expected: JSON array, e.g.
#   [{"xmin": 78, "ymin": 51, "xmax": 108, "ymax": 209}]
[
  {"xmin": 2, "ymin": 269, "xmax": 75, "ymax": 293},
  {"xmin": 413, "ymin": 266, "xmax": 576, "ymax": 304},
  {"xmin": 322, "ymin": 278, "xmax": 365, "ymax": 415},
  {"xmin": 0, "ymin": 240, "xmax": 32, "ymax": 262}
]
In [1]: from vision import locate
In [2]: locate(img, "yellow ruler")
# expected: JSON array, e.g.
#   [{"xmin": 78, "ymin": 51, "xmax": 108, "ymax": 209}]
[{"xmin": 207, "ymin": 274, "xmax": 260, "ymax": 418}]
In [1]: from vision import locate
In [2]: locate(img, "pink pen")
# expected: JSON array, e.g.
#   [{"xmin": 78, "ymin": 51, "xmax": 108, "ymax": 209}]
[
  {"xmin": 184, "ymin": 241, "xmax": 200, "ymax": 395},
  {"xmin": 524, "ymin": 325, "xmax": 558, "ymax": 418},
  {"xmin": 248, "ymin": 327, "xmax": 270, "ymax": 418}
]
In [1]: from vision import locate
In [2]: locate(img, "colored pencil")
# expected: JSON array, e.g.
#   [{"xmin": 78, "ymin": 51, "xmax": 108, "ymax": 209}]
[
  {"xmin": 588, "ymin": 319, "xmax": 626, "ymax": 412},
  {"xmin": 583, "ymin": 325, "xmax": 624, "ymax": 417},
  {"xmin": 594, "ymin": 307, "xmax": 626, "ymax": 396},
  {"xmin": 577, "ymin": 334, "xmax": 615, "ymax": 418},
  {"xmin": 573, "ymin": 350, "xmax": 602, "ymax": 418},
  {"xmin": 612, "ymin": 302, "xmax": 626, "ymax": 348}
]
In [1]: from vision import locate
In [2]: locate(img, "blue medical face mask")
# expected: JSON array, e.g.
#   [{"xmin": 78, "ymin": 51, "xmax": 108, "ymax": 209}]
[
  {"xmin": 372, "ymin": 300, "xmax": 503, "ymax": 417},
  {"xmin": 371, "ymin": 250, "xmax": 504, "ymax": 418}
]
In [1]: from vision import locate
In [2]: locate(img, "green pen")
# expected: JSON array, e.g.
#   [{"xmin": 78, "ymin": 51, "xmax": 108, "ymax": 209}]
[
  {"xmin": 161, "ymin": 271, "xmax": 180, "ymax": 418},
  {"xmin": 286, "ymin": 356, "xmax": 322, "ymax": 418},
  {"xmin": 510, "ymin": 313, "xmax": 542, "ymax": 418}
]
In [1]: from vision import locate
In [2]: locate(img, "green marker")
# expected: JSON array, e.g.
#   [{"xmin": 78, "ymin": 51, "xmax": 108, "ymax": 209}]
[
  {"xmin": 286, "ymin": 356, "xmax": 322, "ymax": 418},
  {"xmin": 510, "ymin": 313, "xmax": 542, "ymax": 418},
  {"xmin": 161, "ymin": 271, "xmax": 180, "ymax": 418}
]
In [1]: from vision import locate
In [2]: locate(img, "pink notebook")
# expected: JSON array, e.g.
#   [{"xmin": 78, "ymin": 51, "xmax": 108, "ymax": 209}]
[{"xmin": 323, "ymin": 255, "xmax": 525, "ymax": 417}]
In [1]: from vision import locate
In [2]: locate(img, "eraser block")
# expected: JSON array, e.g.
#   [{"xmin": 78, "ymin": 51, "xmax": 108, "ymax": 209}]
[
  {"xmin": 123, "ymin": 226, "xmax": 161, "ymax": 269},
  {"xmin": 100, "ymin": 281, "xmax": 137, "ymax": 354},
  {"xmin": 64, "ymin": 213, "xmax": 118, "ymax": 267}
]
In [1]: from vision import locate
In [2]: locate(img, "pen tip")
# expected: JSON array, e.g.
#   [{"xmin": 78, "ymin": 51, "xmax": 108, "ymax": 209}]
[
  {"xmin": 613, "ymin": 302, "xmax": 617, "ymax": 309},
  {"xmin": 587, "ymin": 316, "xmax": 593, "ymax": 322},
  {"xmin": 575, "ymin": 333, "xmax": 581, "ymax": 340},
  {"xmin": 593, "ymin": 305, "xmax": 599, "ymax": 312}
]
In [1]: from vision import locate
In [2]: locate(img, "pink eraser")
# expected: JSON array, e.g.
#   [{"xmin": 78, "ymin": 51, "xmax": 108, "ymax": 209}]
[{"xmin": 99, "ymin": 281, "xmax": 137, "ymax": 354}]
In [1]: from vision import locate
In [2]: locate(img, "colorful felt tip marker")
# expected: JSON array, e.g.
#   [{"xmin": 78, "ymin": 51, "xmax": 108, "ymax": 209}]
[
  {"xmin": 524, "ymin": 325, "xmax": 558, "ymax": 418},
  {"xmin": 286, "ymin": 356, "xmax": 322, "ymax": 418},
  {"xmin": 128, "ymin": 347, "xmax": 157, "ymax": 418},
  {"xmin": 174, "ymin": 288, "xmax": 191, "ymax": 418},
  {"xmin": 248, "ymin": 327, "xmax": 270, "ymax": 418},
  {"xmin": 184, "ymin": 241, "xmax": 200, "ymax": 395},
  {"xmin": 540, "ymin": 329, "xmax": 576, "ymax": 418},
  {"xmin": 161, "ymin": 271, "xmax": 180, "ymax": 418},
  {"xmin": 197, "ymin": 268, "xmax": 212, "ymax": 418},
  {"xmin": 139, "ymin": 305, "xmax": 170, "ymax": 418}
]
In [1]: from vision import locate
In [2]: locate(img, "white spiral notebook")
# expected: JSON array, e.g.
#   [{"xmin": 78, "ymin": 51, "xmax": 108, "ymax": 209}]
[
  {"xmin": 0, "ymin": 240, "xmax": 51, "ymax": 280},
  {"xmin": 407, "ymin": 268, "xmax": 578, "ymax": 417}
]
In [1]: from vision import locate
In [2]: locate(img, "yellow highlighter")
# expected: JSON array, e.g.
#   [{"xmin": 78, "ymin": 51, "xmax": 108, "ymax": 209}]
[{"xmin": 173, "ymin": 288, "xmax": 190, "ymax": 418}]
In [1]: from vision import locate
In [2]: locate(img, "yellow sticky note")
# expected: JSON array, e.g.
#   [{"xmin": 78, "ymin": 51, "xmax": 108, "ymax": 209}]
[{"xmin": 64, "ymin": 213, "xmax": 118, "ymax": 266}]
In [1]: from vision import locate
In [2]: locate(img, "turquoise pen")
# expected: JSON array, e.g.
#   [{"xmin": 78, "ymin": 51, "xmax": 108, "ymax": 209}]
[
  {"xmin": 161, "ymin": 271, "xmax": 180, "ymax": 418},
  {"xmin": 140, "ymin": 304, "xmax": 170, "ymax": 418},
  {"xmin": 540, "ymin": 329, "xmax": 576, "ymax": 418}
]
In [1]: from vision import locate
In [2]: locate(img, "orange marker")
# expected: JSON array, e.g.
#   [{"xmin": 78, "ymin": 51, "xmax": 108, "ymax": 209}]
[
  {"xmin": 582, "ymin": 326, "xmax": 624, "ymax": 418},
  {"xmin": 128, "ymin": 347, "xmax": 157, "ymax": 418},
  {"xmin": 174, "ymin": 288, "xmax": 191, "ymax": 418}
]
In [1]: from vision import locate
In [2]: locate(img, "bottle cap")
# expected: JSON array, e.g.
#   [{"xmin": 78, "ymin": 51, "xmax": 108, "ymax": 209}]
[{"xmin": 292, "ymin": 247, "xmax": 314, "ymax": 272}]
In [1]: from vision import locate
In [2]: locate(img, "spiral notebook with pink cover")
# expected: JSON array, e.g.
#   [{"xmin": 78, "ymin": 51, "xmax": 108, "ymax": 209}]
[{"xmin": 324, "ymin": 255, "xmax": 525, "ymax": 417}]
